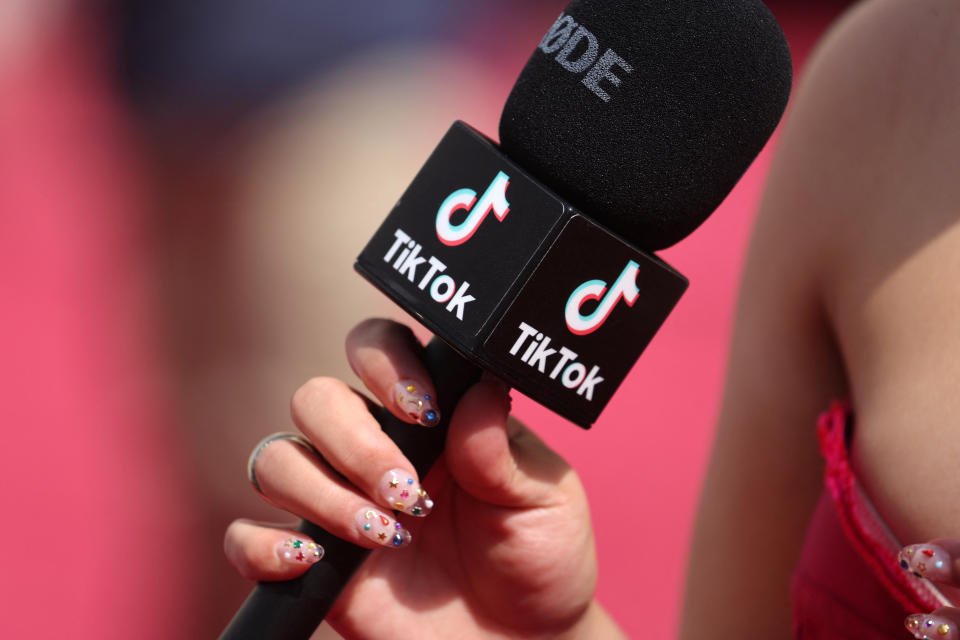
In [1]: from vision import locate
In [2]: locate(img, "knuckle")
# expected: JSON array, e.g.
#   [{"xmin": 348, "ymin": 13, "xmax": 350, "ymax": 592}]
[
  {"xmin": 224, "ymin": 520, "xmax": 266, "ymax": 580},
  {"xmin": 339, "ymin": 430, "xmax": 382, "ymax": 468},
  {"xmin": 347, "ymin": 317, "xmax": 415, "ymax": 350},
  {"xmin": 354, "ymin": 317, "xmax": 389, "ymax": 336},
  {"xmin": 290, "ymin": 376, "xmax": 347, "ymax": 421},
  {"xmin": 345, "ymin": 318, "xmax": 388, "ymax": 348}
]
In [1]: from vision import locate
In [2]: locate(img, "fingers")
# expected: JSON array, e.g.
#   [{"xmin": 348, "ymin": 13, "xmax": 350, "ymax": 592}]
[
  {"xmin": 224, "ymin": 519, "xmax": 324, "ymax": 581},
  {"xmin": 248, "ymin": 434, "xmax": 413, "ymax": 550},
  {"xmin": 345, "ymin": 318, "xmax": 440, "ymax": 426},
  {"xmin": 900, "ymin": 540, "xmax": 960, "ymax": 638},
  {"xmin": 289, "ymin": 377, "xmax": 434, "ymax": 517},
  {"xmin": 246, "ymin": 317, "xmax": 447, "ymax": 560},
  {"xmin": 445, "ymin": 376, "xmax": 575, "ymax": 508},
  {"xmin": 904, "ymin": 607, "xmax": 960, "ymax": 639},
  {"xmin": 899, "ymin": 539, "xmax": 960, "ymax": 584}
]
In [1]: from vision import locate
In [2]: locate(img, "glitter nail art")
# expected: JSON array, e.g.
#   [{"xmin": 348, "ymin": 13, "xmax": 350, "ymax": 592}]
[
  {"xmin": 355, "ymin": 508, "xmax": 412, "ymax": 548},
  {"xmin": 899, "ymin": 544, "xmax": 951, "ymax": 582},
  {"xmin": 379, "ymin": 468, "xmax": 434, "ymax": 517},
  {"xmin": 394, "ymin": 380, "xmax": 440, "ymax": 427},
  {"xmin": 277, "ymin": 538, "xmax": 324, "ymax": 565},
  {"xmin": 905, "ymin": 614, "xmax": 956, "ymax": 639}
]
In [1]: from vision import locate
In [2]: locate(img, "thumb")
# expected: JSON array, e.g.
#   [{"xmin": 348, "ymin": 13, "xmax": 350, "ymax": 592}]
[{"xmin": 445, "ymin": 376, "xmax": 575, "ymax": 508}]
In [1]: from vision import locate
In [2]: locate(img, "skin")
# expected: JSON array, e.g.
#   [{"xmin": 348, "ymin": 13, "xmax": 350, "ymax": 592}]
[
  {"xmin": 225, "ymin": 319, "xmax": 624, "ymax": 639},
  {"xmin": 682, "ymin": 0, "xmax": 960, "ymax": 636},
  {"xmin": 227, "ymin": 0, "xmax": 960, "ymax": 636}
]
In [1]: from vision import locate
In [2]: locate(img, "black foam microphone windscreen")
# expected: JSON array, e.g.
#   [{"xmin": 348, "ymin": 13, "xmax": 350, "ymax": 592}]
[{"xmin": 500, "ymin": 0, "xmax": 792, "ymax": 250}]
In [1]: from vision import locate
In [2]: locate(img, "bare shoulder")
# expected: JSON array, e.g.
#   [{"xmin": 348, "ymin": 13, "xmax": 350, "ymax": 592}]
[
  {"xmin": 683, "ymin": 1, "xmax": 960, "ymax": 635},
  {"xmin": 740, "ymin": 0, "xmax": 960, "ymax": 341},
  {"xmin": 789, "ymin": 0, "xmax": 960, "ymax": 571},
  {"xmin": 761, "ymin": 0, "xmax": 960, "ymax": 266}
]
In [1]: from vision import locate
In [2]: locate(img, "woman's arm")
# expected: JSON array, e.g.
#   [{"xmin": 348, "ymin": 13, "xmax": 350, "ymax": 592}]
[
  {"xmin": 680, "ymin": 19, "xmax": 849, "ymax": 630},
  {"xmin": 683, "ymin": 0, "xmax": 960, "ymax": 634}
]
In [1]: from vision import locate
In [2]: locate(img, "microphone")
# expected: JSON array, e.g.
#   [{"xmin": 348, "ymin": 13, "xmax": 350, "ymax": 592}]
[
  {"xmin": 501, "ymin": 0, "xmax": 792, "ymax": 252},
  {"xmin": 220, "ymin": 1, "xmax": 791, "ymax": 637}
]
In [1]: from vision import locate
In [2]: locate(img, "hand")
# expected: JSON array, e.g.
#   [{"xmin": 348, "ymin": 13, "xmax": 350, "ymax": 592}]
[
  {"xmin": 224, "ymin": 318, "xmax": 618, "ymax": 639},
  {"xmin": 900, "ymin": 539, "xmax": 960, "ymax": 638}
]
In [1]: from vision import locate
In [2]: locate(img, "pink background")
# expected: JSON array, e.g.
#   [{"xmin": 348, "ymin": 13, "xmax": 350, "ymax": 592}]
[{"xmin": 0, "ymin": 4, "xmax": 848, "ymax": 638}]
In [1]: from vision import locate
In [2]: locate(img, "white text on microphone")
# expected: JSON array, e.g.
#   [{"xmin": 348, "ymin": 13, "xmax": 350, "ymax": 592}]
[
  {"xmin": 383, "ymin": 228, "xmax": 475, "ymax": 321},
  {"xmin": 509, "ymin": 321, "xmax": 604, "ymax": 401}
]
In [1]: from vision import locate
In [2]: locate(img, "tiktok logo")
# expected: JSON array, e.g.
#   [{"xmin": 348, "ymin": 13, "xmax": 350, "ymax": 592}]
[
  {"xmin": 564, "ymin": 260, "xmax": 640, "ymax": 335},
  {"xmin": 435, "ymin": 171, "xmax": 511, "ymax": 246}
]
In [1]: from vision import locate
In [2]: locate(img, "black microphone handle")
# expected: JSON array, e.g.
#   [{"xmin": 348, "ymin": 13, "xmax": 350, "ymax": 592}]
[{"xmin": 220, "ymin": 336, "xmax": 483, "ymax": 640}]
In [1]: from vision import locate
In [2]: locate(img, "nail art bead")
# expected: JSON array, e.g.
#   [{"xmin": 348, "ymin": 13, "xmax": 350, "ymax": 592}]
[
  {"xmin": 355, "ymin": 508, "xmax": 412, "ymax": 548},
  {"xmin": 378, "ymin": 468, "xmax": 434, "ymax": 517},
  {"xmin": 278, "ymin": 538, "xmax": 323, "ymax": 564},
  {"xmin": 394, "ymin": 381, "xmax": 441, "ymax": 426},
  {"xmin": 899, "ymin": 544, "xmax": 951, "ymax": 582},
  {"xmin": 905, "ymin": 614, "xmax": 957, "ymax": 639}
]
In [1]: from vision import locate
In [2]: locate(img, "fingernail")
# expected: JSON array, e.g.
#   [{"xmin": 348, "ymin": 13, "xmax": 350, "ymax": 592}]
[
  {"xmin": 900, "ymin": 543, "xmax": 951, "ymax": 581},
  {"xmin": 379, "ymin": 468, "xmax": 434, "ymax": 517},
  {"xmin": 277, "ymin": 537, "xmax": 324, "ymax": 565},
  {"xmin": 394, "ymin": 380, "xmax": 440, "ymax": 427},
  {"xmin": 905, "ymin": 613, "xmax": 956, "ymax": 638},
  {"xmin": 355, "ymin": 507, "xmax": 413, "ymax": 548}
]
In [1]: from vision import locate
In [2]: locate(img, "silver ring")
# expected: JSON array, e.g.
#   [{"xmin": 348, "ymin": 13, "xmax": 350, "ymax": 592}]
[{"xmin": 247, "ymin": 432, "xmax": 317, "ymax": 498}]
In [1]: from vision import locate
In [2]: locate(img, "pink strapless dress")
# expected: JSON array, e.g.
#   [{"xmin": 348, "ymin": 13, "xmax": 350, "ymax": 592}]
[{"xmin": 791, "ymin": 401, "xmax": 951, "ymax": 638}]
